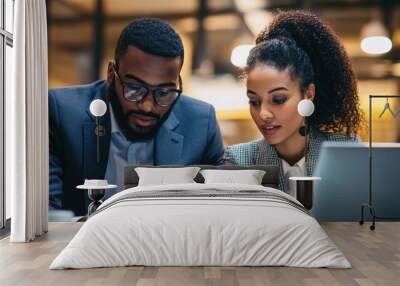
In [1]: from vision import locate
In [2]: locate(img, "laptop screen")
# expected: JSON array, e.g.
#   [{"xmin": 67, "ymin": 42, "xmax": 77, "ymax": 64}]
[{"xmin": 311, "ymin": 142, "xmax": 400, "ymax": 221}]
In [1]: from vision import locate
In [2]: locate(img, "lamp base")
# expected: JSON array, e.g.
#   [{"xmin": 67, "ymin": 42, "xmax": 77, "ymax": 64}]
[
  {"xmin": 289, "ymin": 177, "xmax": 321, "ymax": 210},
  {"xmin": 359, "ymin": 203, "xmax": 376, "ymax": 230},
  {"xmin": 87, "ymin": 189, "xmax": 105, "ymax": 216},
  {"xmin": 296, "ymin": 180, "xmax": 314, "ymax": 210}
]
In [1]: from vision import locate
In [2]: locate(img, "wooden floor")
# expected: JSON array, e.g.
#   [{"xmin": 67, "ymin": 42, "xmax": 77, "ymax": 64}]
[{"xmin": 0, "ymin": 222, "xmax": 399, "ymax": 286}]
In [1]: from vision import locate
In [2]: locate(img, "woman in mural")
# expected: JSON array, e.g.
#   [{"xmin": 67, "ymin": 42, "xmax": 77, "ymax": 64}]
[{"xmin": 224, "ymin": 10, "xmax": 364, "ymax": 196}]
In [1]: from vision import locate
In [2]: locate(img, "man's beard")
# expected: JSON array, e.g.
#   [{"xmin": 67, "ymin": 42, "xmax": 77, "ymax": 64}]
[{"xmin": 107, "ymin": 81, "xmax": 171, "ymax": 141}]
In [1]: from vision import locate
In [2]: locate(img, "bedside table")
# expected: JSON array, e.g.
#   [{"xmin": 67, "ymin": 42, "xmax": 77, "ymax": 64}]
[{"xmin": 77, "ymin": 180, "xmax": 117, "ymax": 215}]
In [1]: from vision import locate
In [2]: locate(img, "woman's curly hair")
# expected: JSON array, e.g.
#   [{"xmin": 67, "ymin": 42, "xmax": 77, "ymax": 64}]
[{"xmin": 250, "ymin": 10, "xmax": 364, "ymax": 136}]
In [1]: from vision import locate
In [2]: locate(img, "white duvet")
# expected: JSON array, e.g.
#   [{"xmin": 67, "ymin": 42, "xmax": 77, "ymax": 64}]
[{"xmin": 50, "ymin": 183, "xmax": 350, "ymax": 269}]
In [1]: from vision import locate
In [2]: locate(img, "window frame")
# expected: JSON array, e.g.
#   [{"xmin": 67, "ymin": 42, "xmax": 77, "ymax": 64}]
[{"xmin": 0, "ymin": 0, "xmax": 14, "ymax": 233}]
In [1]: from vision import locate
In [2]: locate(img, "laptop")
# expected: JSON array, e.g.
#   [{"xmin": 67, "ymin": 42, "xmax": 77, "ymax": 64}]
[{"xmin": 311, "ymin": 142, "xmax": 400, "ymax": 221}]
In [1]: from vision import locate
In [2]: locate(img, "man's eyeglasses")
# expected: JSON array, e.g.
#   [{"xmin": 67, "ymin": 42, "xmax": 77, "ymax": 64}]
[{"xmin": 112, "ymin": 64, "xmax": 182, "ymax": 107}]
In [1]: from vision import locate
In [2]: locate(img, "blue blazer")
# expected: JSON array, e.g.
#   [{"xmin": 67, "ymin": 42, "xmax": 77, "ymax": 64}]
[{"xmin": 49, "ymin": 80, "xmax": 224, "ymax": 215}]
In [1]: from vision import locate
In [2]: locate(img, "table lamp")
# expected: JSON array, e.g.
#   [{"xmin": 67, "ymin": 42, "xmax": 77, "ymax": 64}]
[
  {"xmin": 89, "ymin": 99, "xmax": 107, "ymax": 163},
  {"xmin": 289, "ymin": 99, "xmax": 321, "ymax": 210}
]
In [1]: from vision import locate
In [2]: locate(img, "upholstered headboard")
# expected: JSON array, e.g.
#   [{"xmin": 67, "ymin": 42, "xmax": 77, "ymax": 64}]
[{"xmin": 123, "ymin": 165, "xmax": 279, "ymax": 189}]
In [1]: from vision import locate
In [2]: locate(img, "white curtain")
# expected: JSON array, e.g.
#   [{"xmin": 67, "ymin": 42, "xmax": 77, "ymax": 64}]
[{"xmin": 7, "ymin": 0, "xmax": 48, "ymax": 242}]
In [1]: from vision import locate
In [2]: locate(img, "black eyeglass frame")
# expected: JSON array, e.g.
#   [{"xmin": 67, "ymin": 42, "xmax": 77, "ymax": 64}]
[{"xmin": 112, "ymin": 63, "xmax": 183, "ymax": 107}]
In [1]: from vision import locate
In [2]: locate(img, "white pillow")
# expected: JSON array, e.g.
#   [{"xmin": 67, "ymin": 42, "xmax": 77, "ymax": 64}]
[
  {"xmin": 200, "ymin": 169, "xmax": 266, "ymax": 185},
  {"xmin": 135, "ymin": 167, "xmax": 201, "ymax": 186}
]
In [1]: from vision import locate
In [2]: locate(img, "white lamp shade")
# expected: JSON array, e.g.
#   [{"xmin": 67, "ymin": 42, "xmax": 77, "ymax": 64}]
[
  {"xmin": 297, "ymin": 99, "xmax": 315, "ymax": 117},
  {"xmin": 89, "ymin": 99, "xmax": 107, "ymax": 117},
  {"xmin": 360, "ymin": 20, "xmax": 392, "ymax": 55}
]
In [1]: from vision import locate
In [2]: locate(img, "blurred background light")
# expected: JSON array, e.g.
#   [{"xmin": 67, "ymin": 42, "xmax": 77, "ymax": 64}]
[
  {"xmin": 361, "ymin": 36, "xmax": 392, "ymax": 55},
  {"xmin": 244, "ymin": 10, "xmax": 273, "ymax": 36},
  {"xmin": 361, "ymin": 20, "xmax": 392, "ymax": 55},
  {"xmin": 230, "ymin": 44, "xmax": 254, "ymax": 68},
  {"xmin": 392, "ymin": 63, "xmax": 400, "ymax": 77},
  {"xmin": 234, "ymin": 0, "xmax": 265, "ymax": 13}
]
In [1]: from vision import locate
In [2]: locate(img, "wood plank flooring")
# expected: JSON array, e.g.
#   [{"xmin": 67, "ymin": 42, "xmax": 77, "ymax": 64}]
[{"xmin": 0, "ymin": 222, "xmax": 399, "ymax": 286}]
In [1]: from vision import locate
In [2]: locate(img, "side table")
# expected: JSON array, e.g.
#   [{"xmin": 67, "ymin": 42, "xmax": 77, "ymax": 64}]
[{"xmin": 77, "ymin": 180, "xmax": 117, "ymax": 215}]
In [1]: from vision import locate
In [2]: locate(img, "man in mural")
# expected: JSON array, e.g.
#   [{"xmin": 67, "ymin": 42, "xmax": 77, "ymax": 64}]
[{"xmin": 49, "ymin": 18, "xmax": 224, "ymax": 216}]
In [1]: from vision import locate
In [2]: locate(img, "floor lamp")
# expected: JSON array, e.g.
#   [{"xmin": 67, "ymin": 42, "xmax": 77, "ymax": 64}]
[{"xmin": 359, "ymin": 95, "xmax": 400, "ymax": 230}]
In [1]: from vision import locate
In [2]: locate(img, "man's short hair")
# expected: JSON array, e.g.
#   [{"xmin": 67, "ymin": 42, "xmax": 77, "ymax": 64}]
[{"xmin": 114, "ymin": 18, "xmax": 184, "ymax": 64}]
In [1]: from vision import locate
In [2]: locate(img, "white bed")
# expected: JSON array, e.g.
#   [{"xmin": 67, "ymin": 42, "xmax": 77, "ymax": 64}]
[{"xmin": 50, "ymin": 183, "xmax": 350, "ymax": 269}]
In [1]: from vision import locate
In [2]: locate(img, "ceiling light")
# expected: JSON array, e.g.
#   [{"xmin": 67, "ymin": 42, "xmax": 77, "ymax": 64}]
[{"xmin": 361, "ymin": 20, "xmax": 392, "ymax": 55}]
